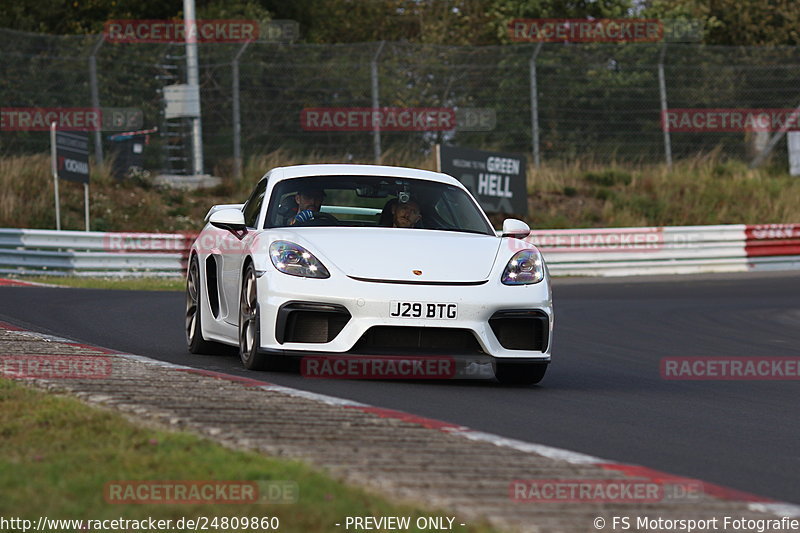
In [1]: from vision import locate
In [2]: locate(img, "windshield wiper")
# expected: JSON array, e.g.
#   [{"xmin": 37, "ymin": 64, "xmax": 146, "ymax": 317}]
[{"xmin": 429, "ymin": 227, "xmax": 492, "ymax": 236}]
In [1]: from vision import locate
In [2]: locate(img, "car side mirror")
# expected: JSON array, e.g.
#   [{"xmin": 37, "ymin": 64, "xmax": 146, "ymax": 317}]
[
  {"xmin": 501, "ymin": 218, "xmax": 530, "ymax": 239},
  {"xmin": 209, "ymin": 208, "xmax": 247, "ymax": 233}
]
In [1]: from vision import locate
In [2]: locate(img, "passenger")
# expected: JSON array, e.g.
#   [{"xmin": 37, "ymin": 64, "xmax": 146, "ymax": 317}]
[{"xmin": 391, "ymin": 199, "xmax": 422, "ymax": 228}]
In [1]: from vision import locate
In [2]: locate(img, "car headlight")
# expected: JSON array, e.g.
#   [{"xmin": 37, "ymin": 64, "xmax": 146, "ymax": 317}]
[
  {"xmin": 269, "ymin": 241, "xmax": 330, "ymax": 278},
  {"xmin": 501, "ymin": 249, "xmax": 544, "ymax": 285}
]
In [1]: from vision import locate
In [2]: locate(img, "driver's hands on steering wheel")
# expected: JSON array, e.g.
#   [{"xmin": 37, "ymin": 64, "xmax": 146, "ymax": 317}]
[
  {"xmin": 292, "ymin": 209, "xmax": 315, "ymax": 224},
  {"xmin": 291, "ymin": 210, "xmax": 339, "ymax": 226}
]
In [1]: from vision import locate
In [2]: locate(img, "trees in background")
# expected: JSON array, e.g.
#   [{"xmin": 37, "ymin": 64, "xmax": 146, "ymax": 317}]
[
  {"xmin": 638, "ymin": 0, "xmax": 800, "ymax": 46},
  {"xmin": 2, "ymin": 0, "xmax": 799, "ymax": 46}
]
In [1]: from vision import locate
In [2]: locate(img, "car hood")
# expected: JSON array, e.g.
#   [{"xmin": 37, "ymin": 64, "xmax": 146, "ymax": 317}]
[{"xmin": 286, "ymin": 227, "xmax": 502, "ymax": 283}]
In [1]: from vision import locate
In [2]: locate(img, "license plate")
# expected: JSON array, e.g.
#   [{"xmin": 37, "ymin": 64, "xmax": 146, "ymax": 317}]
[{"xmin": 389, "ymin": 301, "xmax": 458, "ymax": 320}]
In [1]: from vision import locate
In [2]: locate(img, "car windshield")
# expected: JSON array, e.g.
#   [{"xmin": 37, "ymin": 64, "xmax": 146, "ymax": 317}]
[{"xmin": 264, "ymin": 176, "xmax": 495, "ymax": 235}]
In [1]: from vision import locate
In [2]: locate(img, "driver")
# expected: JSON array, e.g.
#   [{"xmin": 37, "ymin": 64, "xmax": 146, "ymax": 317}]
[{"xmin": 290, "ymin": 185, "xmax": 325, "ymax": 225}]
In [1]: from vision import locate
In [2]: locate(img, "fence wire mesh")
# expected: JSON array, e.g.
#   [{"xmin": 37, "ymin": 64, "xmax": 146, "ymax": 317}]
[{"xmin": 2, "ymin": 28, "xmax": 799, "ymax": 174}]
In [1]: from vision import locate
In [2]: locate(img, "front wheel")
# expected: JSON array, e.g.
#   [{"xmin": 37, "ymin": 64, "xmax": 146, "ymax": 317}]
[
  {"xmin": 239, "ymin": 264, "xmax": 280, "ymax": 370},
  {"xmin": 494, "ymin": 362, "xmax": 548, "ymax": 386}
]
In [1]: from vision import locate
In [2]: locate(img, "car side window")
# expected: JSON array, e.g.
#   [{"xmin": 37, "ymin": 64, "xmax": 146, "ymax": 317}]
[
  {"xmin": 433, "ymin": 194, "xmax": 458, "ymax": 227},
  {"xmin": 242, "ymin": 179, "xmax": 267, "ymax": 228}
]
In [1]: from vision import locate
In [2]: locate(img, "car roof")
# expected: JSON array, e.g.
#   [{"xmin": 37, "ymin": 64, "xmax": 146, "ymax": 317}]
[{"xmin": 266, "ymin": 164, "xmax": 463, "ymax": 187}]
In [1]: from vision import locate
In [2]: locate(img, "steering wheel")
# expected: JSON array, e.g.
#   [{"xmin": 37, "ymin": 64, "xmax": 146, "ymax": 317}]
[{"xmin": 294, "ymin": 212, "xmax": 339, "ymax": 226}]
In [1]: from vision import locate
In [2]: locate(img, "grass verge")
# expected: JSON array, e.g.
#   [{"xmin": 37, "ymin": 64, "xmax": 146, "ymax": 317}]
[
  {"xmin": 5, "ymin": 275, "xmax": 184, "ymax": 291},
  {"xmin": 525, "ymin": 152, "xmax": 800, "ymax": 228},
  {"xmin": 0, "ymin": 378, "xmax": 496, "ymax": 533},
  {"xmin": 1, "ymin": 150, "xmax": 798, "ymax": 232}
]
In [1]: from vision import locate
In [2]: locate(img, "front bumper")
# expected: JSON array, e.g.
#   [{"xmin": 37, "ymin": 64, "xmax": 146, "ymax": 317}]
[{"xmin": 256, "ymin": 268, "xmax": 553, "ymax": 361}]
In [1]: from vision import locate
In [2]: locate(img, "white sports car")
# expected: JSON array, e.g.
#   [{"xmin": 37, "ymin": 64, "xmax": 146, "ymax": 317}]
[{"xmin": 185, "ymin": 164, "xmax": 553, "ymax": 384}]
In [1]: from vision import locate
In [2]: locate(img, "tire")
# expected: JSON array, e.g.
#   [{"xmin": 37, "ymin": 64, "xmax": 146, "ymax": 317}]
[
  {"xmin": 239, "ymin": 263, "xmax": 278, "ymax": 370},
  {"xmin": 185, "ymin": 255, "xmax": 220, "ymax": 354},
  {"xmin": 494, "ymin": 362, "xmax": 548, "ymax": 386}
]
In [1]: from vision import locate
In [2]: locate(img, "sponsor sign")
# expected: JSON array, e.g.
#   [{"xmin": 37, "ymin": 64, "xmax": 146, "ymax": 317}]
[
  {"xmin": 1, "ymin": 107, "xmax": 143, "ymax": 132},
  {"xmin": 509, "ymin": 18, "xmax": 663, "ymax": 43},
  {"xmin": 103, "ymin": 19, "xmax": 259, "ymax": 43},
  {"xmin": 745, "ymin": 223, "xmax": 800, "ymax": 261},
  {"xmin": 662, "ymin": 108, "xmax": 800, "ymax": 132},
  {"xmin": 746, "ymin": 223, "xmax": 800, "ymax": 241},
  {"xmin": 56, "ymin": 131, "xmax": 90, "ymax": 184},
  {"xmin": 438, "ymin": 145, "xmax": 527, "ymax": 215}
]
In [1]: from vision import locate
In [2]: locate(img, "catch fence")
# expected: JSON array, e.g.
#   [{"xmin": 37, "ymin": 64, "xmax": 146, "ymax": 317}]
[{"xmin": 2, "ymin": 28, "xmax": 799, "ymax": 175}]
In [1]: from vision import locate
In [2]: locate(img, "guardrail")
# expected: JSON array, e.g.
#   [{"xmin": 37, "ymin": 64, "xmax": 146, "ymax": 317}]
[
  {"xmin": 1, "ymin": 224, "xmax": 799, "ymax": 277},
  {"xmin": 0, "ymin": 229, "xmax": 192, "ymax": 277},
  {"xmin": 528, "ymin": 224, "xmax": 800, "ymax": 276}
]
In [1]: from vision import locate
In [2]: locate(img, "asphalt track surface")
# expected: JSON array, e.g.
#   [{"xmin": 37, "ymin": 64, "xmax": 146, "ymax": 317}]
[{"xmin": 1, "ymin": 271, "xmax": 798, "ymax": 504}]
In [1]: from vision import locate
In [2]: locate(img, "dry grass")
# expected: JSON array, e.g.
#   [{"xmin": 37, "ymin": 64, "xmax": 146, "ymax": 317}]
[
  {"xmin": 1, "ymin": 150, "xmax": 798, "ymax": 232},
  {"xmin": 0, "ymin": 154, "xmax": 53, "ymax": 227},
  {"xmin": 525, "ymin": 151, "xmax": 800, "ymax": 228},
  {"xmin": 0, "ymin": 154, "xmax": 229, "ymax": 232}
]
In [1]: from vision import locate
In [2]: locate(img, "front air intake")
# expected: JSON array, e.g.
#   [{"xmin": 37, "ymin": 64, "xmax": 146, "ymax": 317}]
[
  {"xmin": 489, "ymin": 310, "xmax": 549, "ymax": 351},
  {"xmin": 351, "ymin": 326, "xmax": 485, "ymax": 355},
  {"xmin": 276, "ymin": 302, "xmax": 350, "ymax": 344}
]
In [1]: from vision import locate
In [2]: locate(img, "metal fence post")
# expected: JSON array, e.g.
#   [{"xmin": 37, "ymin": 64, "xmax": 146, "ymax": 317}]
[
  {"xmin": 88, "ymin": 36, "xmax": 105, "ymax": 166},
  {"xmin": 232, "ymin": 41, "xmax": 251, "ymax": 181},
  {"xmin": 658, "ymin": 44, "xmax": 672, "ymax": 168},
  {"xmin": 184, "ymin": 0, "xmax": 204, "ymax": 176},
  {"xmin": 50, "ymin": 122, "xmax": 61, "ymax": 231},
  {"xmin": 529, "ymin": 42, "xmax": 543, "ymax": 168},
  {"xmin": 371, "ymin": 41, "xmax": 386, "ymax": 164}
]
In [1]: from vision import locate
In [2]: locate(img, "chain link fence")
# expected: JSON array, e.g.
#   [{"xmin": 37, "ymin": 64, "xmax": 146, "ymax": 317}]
[{"xmin": 1, "ymin": 27, "xmax": 798, "ymax": 175}]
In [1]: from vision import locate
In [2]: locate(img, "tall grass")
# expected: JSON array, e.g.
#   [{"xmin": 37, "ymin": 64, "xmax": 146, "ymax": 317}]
[
  {"xmin": 1, "ymin": 150, "xmax": 798, "ymax": 232},
  {"xmin": 525, "ymin": 152, "xmax": 800, "ymax": 228},
  {"xmin": 0, "ymin": 154, "xmax": 53, "ymax": 228}
]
